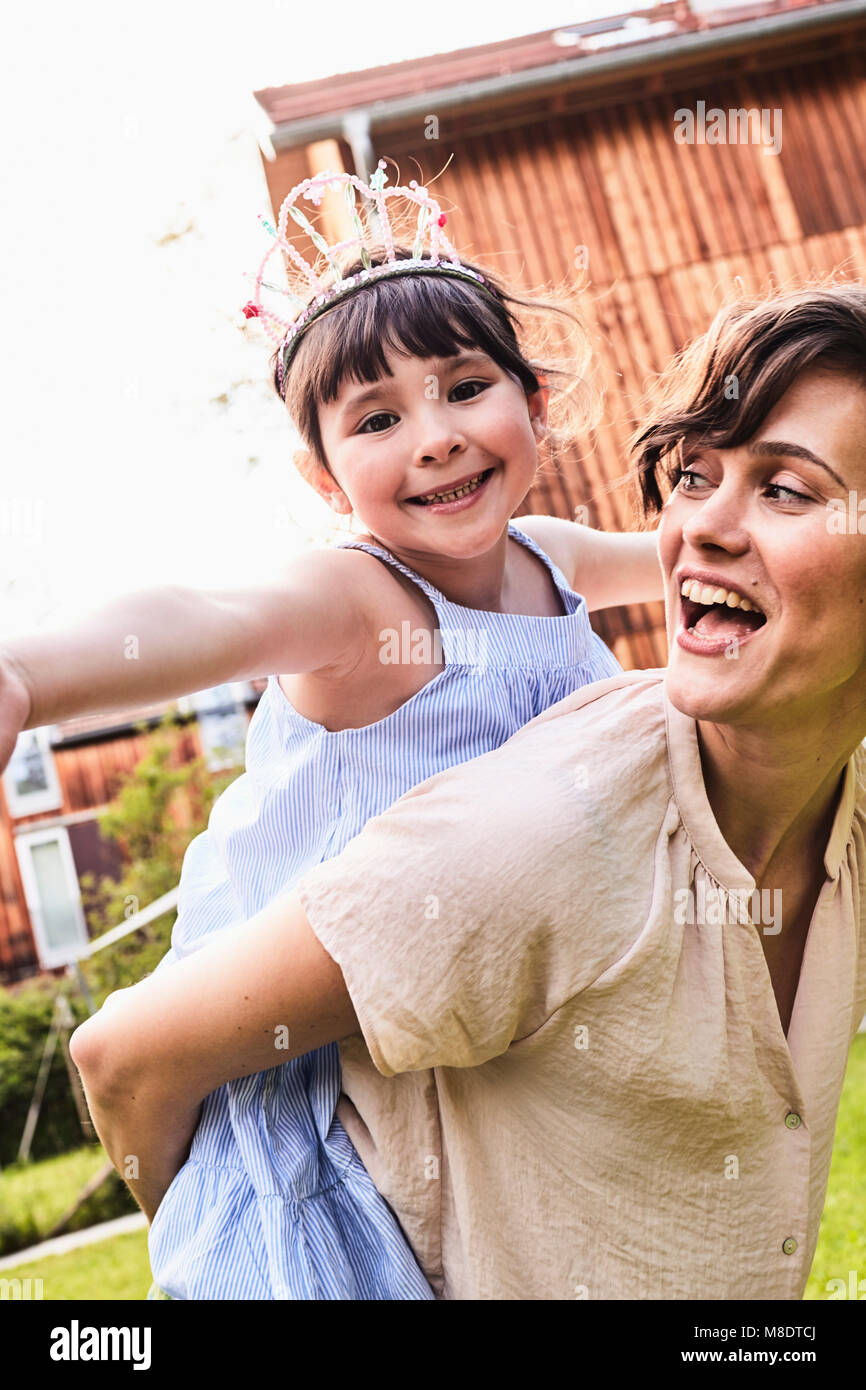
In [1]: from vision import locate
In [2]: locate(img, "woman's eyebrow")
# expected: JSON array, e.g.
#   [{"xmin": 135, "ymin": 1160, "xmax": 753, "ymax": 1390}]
[{"xmin": 750, "ymin": 439, "xmax": 847, "ymax": 489}]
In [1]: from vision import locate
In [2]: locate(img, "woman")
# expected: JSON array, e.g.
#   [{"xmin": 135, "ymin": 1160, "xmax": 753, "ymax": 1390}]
[{"xmin": 71, "ymin": 283, "xmax": 866, "ymax": 1299}]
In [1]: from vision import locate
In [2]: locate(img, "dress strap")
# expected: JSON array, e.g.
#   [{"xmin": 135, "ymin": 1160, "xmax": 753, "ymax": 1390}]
[
  {"xmin": 335, "ymin": 537, "xmax": 465, "ymax": 664},
  {"xmin": 335, "ymin": 538, "xmax": 447, "ymax": 607}
]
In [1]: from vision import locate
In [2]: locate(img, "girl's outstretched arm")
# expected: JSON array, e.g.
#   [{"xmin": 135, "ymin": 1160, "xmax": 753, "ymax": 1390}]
[
  {"xmin": 0, "ymin": 547, "xmax": 377, "ymax": 773},
  {"xmin": 517, "ymin": 514, "xmax": 664, "ymax": 611},
  {"xmin": 69, "ymin": 890, "xmax": 356, "ymax": 1222}
]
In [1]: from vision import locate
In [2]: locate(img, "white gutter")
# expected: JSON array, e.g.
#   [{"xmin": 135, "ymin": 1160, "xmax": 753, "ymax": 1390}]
[{"xmin": 262, "ymin": 0, "xmax": 866, "ymax": 154}]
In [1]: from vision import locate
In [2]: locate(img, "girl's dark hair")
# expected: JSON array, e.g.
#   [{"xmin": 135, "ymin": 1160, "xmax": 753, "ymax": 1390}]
[
  {"xmin": 632, "ymin": 281, "xmax": 866, "ymax": 520},
  {"xmin": 269, "ymin": 243, "xmax": 594, "ymax": 476}
]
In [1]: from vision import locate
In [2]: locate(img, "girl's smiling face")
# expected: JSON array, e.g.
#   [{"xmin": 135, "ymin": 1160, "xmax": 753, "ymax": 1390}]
[
  {"xmin": 313, "ymin": 343, "xmax": 547, "ymax": 560},
  {"xmin": 659, "ymin": 367, "xmax": 866, "ymax": 732}
]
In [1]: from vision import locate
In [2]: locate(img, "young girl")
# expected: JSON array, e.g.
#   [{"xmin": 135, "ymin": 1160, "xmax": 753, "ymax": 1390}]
[{"xmin": 1, "ymin": 167, "xmax": 664, "ymax": 1299}]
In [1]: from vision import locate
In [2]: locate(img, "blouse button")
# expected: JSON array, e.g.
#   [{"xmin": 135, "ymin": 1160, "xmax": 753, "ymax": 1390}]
[
  {"xmin": 782, "ymin": 1237, "xmax": 798, "ymax": 1255},
  {"xmin": 785, "ymin": 1112, "xmax": 802, "ymax": 1129}
]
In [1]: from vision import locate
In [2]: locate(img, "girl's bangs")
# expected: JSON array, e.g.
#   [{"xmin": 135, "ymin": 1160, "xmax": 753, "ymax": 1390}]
[{"xmin": 311, "ymin": 274, "xmax": 516, "ymax": 404}]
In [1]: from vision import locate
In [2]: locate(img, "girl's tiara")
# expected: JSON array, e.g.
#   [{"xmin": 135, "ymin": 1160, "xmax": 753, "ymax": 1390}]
[{"xmin": 241, "ymin": 160, "xmax": 498, "ymax": 394}]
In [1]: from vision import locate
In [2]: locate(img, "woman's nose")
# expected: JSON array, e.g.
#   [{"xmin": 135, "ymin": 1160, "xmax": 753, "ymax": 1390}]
[{"xmin": 680, "ymin": 484, "xmax": 751, "ymax": 553}]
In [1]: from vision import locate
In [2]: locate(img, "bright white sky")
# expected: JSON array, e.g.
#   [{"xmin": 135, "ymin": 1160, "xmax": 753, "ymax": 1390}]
[{"xmin": 0, "ymin": 0, "xmax": 628, "ymax": 633}]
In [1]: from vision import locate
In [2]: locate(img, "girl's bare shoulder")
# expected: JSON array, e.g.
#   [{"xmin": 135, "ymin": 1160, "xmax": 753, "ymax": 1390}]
[{"xmin": 277, "ymin": 541, "xmax": 444, "ymax": 730}]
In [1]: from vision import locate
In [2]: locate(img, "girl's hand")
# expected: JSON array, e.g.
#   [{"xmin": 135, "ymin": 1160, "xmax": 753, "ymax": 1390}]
[{"xmin": 0, "ymin": 652, "xmax": 32, "ymax": 776}]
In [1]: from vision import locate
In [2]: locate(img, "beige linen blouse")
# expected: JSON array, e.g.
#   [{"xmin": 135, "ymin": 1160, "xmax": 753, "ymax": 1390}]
[{"xmin": 296, "ymin": 670, "xmax": 866, "ymax": 1300}]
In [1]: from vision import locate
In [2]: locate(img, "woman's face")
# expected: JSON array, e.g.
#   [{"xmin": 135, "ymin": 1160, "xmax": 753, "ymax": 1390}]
[
  {"xmin": 314, "ymin": 343, "xmax": 546, "ymax": 561},
  {"xmin": 658, "ymin": 366, "xmax": 866, "ymax": 732}
]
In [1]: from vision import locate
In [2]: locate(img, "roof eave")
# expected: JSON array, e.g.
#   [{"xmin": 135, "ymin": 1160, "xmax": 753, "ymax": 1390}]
[{"xmin": 262, "ymin": 0, "xmax": 866, "ymax": 154}]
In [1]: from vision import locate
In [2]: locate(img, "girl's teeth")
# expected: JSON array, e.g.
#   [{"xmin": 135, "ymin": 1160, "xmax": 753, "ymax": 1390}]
[{"xmin": 416, "ymin": 471, "xmax": 486, "ymax": 504}]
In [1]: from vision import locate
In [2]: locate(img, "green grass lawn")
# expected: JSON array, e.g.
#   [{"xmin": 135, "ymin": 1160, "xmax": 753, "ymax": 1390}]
[
  {"xmin": 804, "ymin": 1032, "xmax": 866, "ymax": 1299},
  {"xmin": 0, "ymin": 1143, "xmax": 136, "ymax": 1257},
  {"xmin": 2, "ymin": 1227, "xmax": 151, "ymax": 1300},
  {"xmin": 3, "ymin": 1035, "xmax": 864, "ymax": 1299}
]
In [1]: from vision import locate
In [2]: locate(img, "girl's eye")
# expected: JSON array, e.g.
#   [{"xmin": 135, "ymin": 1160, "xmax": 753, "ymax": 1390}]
[
  {"xmin": 450, "ymin": 379, "xmax": 488, "ymax": 401},
  {"xmin": 358, "ymin": 411, "xmax": 398, "ymax": 434},
  {"xmin": 356, "ymin": 380, "xmax": 489, "ymax": 431}
]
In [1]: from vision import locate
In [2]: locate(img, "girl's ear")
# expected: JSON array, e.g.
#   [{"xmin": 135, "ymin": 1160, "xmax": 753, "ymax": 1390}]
[{"xmin": 293, "ymin": 448, "xmax": 353, "ymax": 514}]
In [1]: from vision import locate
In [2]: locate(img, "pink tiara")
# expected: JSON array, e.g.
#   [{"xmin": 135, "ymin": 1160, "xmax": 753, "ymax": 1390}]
[{"xmin": 240, "ymin": 160, "xmax": 493, "ymax": 393}]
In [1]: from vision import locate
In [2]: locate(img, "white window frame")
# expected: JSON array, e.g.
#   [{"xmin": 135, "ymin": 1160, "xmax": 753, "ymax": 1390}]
[
  {"xmin": 2, "ymin": 726, "xmax": 62, "ymax": 818},
  {"xmin": 14, "ymin": 825, "xmax": 89, "ymax": 968}
]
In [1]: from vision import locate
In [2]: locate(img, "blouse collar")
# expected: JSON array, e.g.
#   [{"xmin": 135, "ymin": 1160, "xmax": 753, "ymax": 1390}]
[{"xmin": 663, "ymin": 680, "xmax": 858, "ymax": 889}]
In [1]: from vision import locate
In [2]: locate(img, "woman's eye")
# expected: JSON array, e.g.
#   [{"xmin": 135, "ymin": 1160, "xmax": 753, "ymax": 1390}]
[
  {"xmin": 673, "ymin": 466, "xmax": 707, "ymax": 490},
  {"xmin": 358, "ymin": 411, "xmax": 398, "ymax": 434},
  {"xmin": 764, "ymin": 482, "xmax": 810, "ymax": 503}
]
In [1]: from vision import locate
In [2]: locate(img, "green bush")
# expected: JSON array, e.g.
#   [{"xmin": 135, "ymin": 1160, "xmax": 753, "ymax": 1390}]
[
  {"xmin": 78, "ymin": 711, "xmax": 236, "ymax": 1003},
  {"xmin": 0, "ymin": 981, "xmax": 91, "ymax": 1168},
  {"xmin": 0, "ymin": 713, "xmax": 238, "ymax": 1167}
]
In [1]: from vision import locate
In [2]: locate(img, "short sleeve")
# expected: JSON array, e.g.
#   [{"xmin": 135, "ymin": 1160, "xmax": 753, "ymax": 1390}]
[
  {"xmin": 296, "ymin": 674, "xmax": 668, "ymax": 1078},
  {"xmin": 297, "ymin": 741, "xmax": 565, "ymax": 1075}
]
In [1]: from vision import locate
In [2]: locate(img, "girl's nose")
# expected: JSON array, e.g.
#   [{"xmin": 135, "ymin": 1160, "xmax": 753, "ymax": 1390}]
[{"xmin": 415, "ymin": 423, "xmax": 467, "ymax": 466}]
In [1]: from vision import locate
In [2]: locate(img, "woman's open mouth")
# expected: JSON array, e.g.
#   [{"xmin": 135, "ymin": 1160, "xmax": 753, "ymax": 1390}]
[
  {"xmin": 678, "ymin": 577, "xmax": 767, "ymax": 655},
  {"xmin": 405, "ymin": 467, "xmax": 495, "ymax": 512}
]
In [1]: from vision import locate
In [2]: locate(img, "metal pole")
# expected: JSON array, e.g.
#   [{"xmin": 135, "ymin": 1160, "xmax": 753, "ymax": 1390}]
[{"xmin": 18, "ymin": 1000, "xmax": 61, "ymax": 1164}]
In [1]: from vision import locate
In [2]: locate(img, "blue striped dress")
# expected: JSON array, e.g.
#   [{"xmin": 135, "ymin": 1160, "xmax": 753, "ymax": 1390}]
[{"xmin": 147, "ymin": 521, "xmax": 622, "ymax": 1299}]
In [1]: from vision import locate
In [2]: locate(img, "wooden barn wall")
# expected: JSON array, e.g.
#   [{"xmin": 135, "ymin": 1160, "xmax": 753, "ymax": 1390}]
[
  {"xmin": 263, "ymin": 29, "xmax": 866, "ymax": 671},
  {"xmin": 0, "ymin": 722, "xmax": 206, "ymax": 984}
]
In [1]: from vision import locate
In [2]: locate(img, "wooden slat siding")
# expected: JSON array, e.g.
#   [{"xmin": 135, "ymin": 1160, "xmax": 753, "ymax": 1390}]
[
  {"xmin": 668, "ymin": 104, "xmax": 731, "ymax": 261},
  {"xmin": 565, "ymin": 121, "xmax": 627, "ymax": 287},
  {"xmin": 816, "ymin": 76, "xmax": 866, "ymax": 226},
  {"xmin": 771, "ymin": 69, "xmax": 831, "ymax": 237},
  {"xmin": 514, "ymin": 125, "xmax": 571, "ymax": 287},
  {"xmin": 744, "ymin": 96, "xmax": 794, "ymax": 246},
  {"xmin": 554, "ymin": 325, "xmax": 621, "ymax": 529},
  {"xmin": 648, "ymin": 98, "xmax": 707, "ymax": 267},
  {"xmin": 632, "ymin": 103, "xmax": 693, "ymax": 276},
  {"xmin": 0, "ymin": 796, "xmax": 37, "ymax": 977},
  {"xmin": 839, "ymin": 54, "xmax": 866, "ymax": 183},
  {"xmin": 632, "ymin": 101, "xmax": 692, "ymax": 271},
  {"xmin": 594, "ymin": 110, "xmax": 651, "ymax": 280},
  {"xmin": 488, "ymin": 133, "xmax": 533, "ymax": 274},
  {"xmin": 798, "ymin": 73, "xmax": 860, "ymax": 233},
  {"xmin": 819, "ymin": 62, "xmax": 866, "ymax": 227},
  {"xmin": 712, "ymin": 100, "xmax": 758, "ymax": 251},
  {"xmin": 794, "ymin": 64, "xmax": 861, "ymax": 234}
]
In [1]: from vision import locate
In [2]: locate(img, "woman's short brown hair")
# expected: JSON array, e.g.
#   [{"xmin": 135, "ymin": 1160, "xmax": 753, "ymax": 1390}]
[
  {"xmin": 632, "ymin": 282, "xmax": 866, "ymax": 519},
  {"xmin": 270, "ymin": 244, "xmax": 594, "ymax": 477}
]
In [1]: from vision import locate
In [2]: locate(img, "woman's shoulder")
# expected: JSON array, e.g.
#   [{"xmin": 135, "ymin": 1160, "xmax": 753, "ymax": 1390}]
[
  {"xmin": 516, "ymin": 667, "xmax": 668, "ymax": 737},
  {"xmin": 444, "ymin": 669, "xmax": 670, "ymax": 810}
]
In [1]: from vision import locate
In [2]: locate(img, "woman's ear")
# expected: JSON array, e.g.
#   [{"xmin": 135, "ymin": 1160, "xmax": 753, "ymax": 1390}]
[
  {"xmin": 529, "ymin": 372, "xmax": 550, "ymax": 439},
  {"xmin": 293, "ymin": 448, "xmax": 353, "ymax": 514}
]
